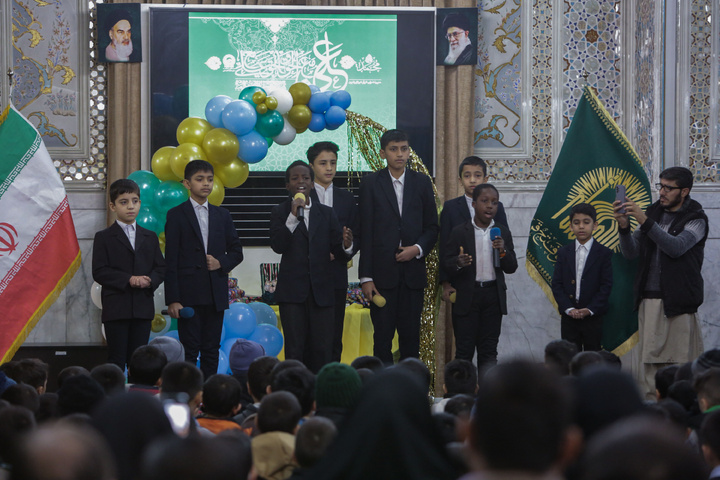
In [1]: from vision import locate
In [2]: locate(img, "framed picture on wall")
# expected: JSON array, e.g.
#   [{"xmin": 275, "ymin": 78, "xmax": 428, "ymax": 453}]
[
  {"xmin": 97, "ymin": 3, "xmax": 142, "ymax": 63},
  {"xmin": 437, "ymin": 8, "xmax": 478, "ymax": 66}
]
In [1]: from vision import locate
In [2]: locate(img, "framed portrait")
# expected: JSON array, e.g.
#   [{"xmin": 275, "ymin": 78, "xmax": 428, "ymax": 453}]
[
  {"xmin": 97, "ymin": 3, "xmax": 142, "ymax": 63},
  {"xmin": 437, "ymin": 8, "xmax": 478, "ymax": 67}
]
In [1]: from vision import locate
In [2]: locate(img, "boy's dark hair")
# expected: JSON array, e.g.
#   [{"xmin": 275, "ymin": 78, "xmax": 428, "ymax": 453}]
[
  {"xmin": 285, "ymin": 160, "xmax": 314, "ymax": 183},
  {"xmin": 2, "ymin": 358, "xmax": 48, "ymax": 390},
  {"xmin": 271, "ymin": 366, "xmax": 316, "ymax": 416},
  {"xmin": 90, "ymin": 363, "xmax": 126, "ymax": 396},
  {"xmin": 294, "ymin": 416, "xmax": 337, "ymax": 468},
  {"xmin": 694, "ymin": 367, "xmax": 720, "ymax": 409},
  {"xmin": 597, "ymin": 350, "xmax": 622, "ymax": 370},
  {"xmin": 646, "ymin": 398, "xmax": 689, "ymax": 434},
  {"xmin": 700, "ymin": 410, "xmax": 720, "ymax": 460},
  {"xmin": 544, "ymin": 340, "xmax": 579, "ymax": 376},
  {"xmin": 569, "ymin": 202, "xmax": 597, "ymax": 222},
  {"xmin": 667, "ymin": 380, "xmax": 697, "ymax": 413},
  {"xmin": 1, "ymin": 383, "xmax": 40, "ymax": 412},
  {"xmin": 443, "ymin": 359, "xmax": 477, "ymax": 395},
  {"xmin": 444, "ymin": 393, "xmax": 475, "ymax": 418},
  {"xmin": 471, "ymin": 361, "xmax": 571, "ymax": 473},
  {"xmin": 350, "ymin": 355, "xmax": 384, "ymax": 372},
  {"xmin": 379, "ymin": 129, "xmax": 409, "ymax": 150},
  {"xmin": 396, "ymin": 358, "xmax": 431, "ymax": 392},
  {"xmin": 247, "ymin": 356, "xmax": 279, "ymax": 401},
  {"xmin": 458, "ymin": 156, "xmax": 487, "ymax": 177},
  {"xmin": 257, "ymin": 391, "xmax": 302, "ymax": 434},
  {"xmin": 109, "ymin": 178, "xmax": 140, "ymax": 204},
  {"xmin": 267, "ymin": 359, "xmax": 306, "ymax": 389},
  {"xmin": 472, "ymin": 183, "xmax": 499, "ymax": 202},
  {"xmin": 184, "ymin": 159, "xmax": 214, "ymax": 180},
  {"xmin": 569, "ymin": 351, "xmax": 603, "ymax": 377},
  {"xmin": 160, "ymin": 362, "xmax": 204, "ymax": 401},
  {"xmin": 57, "ymin": 366, "xmax": 90, "ymax": 390},
  {"xmin": 306, "ymin": 141, "xmax": 339, "ymax": 164},
  {"xmin": 659, "ymin": 166, "xmax": 693, "ymax": 191},
  {"xmin": 128, "ymin": 345, "xmax": 167, "ymax": 386},
  {"xmin": 202, "ymin": 374, "xmax": 242, "ymax": 418},
  {"xmin": 655, "ymin": 365, "xmax": 680, "ymax": 399},
  {"xmin": 675, "ymin": 361, "xmax": 694, "ymax": 383}
]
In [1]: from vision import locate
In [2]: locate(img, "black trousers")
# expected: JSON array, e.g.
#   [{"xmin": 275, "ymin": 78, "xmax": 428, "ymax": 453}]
[
  {"xmin": 452, "ymin": 284, "xmax": 503, "ymax": 368},
  {"xmin": 371, "ymin": 282, "xmax": 423, "ymax": 365},
  {"xmin": 177, "ymin": 305, "xmax": 224, "ymax": 379},
  {"xmin": 105, "ymin": 319, "xmax": 152, "ymax": 371},
  {"xmin": 331, "ymin": 288, "xmax": 348, "ymax": 362},
  {"xmin": 280, "ymin": 288, "xmax": 334, "ymax": 373},
  {"xmin": 561, "ymin": 313, "xmax": 603, "ymax": 352}
]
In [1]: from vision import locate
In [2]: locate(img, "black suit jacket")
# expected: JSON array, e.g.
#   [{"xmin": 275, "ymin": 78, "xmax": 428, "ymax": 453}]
[
  {"xmin": 92, "ymin": 222, "xmax": 165, "ymax": 322},
  {"xmin": 310, "ymin": 186, "xmax": 359, "ymax": 287},
  {"xmin": 439, "ymin": 195, "xmax": 508, "ymax": 282},
  {"xmin": 270, "ymin": 198, "xmax": 347, "ymax": 307},
  {"xmin": 442, "ymin": 221, "xmax": 517, "ymax": 316},
  {"xmin": 551, "ymin": 240, "xmax": 613, "ymax": 316},
  {"xmin": 164, "ymin": 200, "xmax": 243, "ymax": 311},
  {"xmin": 359, "ymin": 168, "xmax": 439, "ymax": 290}
]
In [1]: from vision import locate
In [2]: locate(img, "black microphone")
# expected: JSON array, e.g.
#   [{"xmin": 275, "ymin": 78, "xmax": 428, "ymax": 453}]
[
  {"xmin": 294, "ymin": 193, "xmax": 306, "ymax": 220},
  {"xmin": 490, "ymin": 227, "xmax": 502, "ymax": 268},
  {"xmin": 161, "ymin": 307, "xmax": 195, "ymax": 318}
]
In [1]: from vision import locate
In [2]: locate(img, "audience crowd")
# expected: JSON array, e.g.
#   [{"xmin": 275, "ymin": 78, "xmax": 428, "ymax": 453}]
[{"xmin": 1, "ymin": 337, "xmax": 720, "ymax": 480}]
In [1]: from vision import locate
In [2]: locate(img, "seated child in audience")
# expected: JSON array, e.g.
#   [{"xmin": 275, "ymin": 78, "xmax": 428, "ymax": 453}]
[
  {"xmin": 233, "ymin": 356, "xmax": 279, "ymax": 429},
  {"xmin": 0, "ymin": 358, "xmax": 49, "ymax": 395},
  {"xmin": 160, "ymin": 362, "xmax": 204, "ymax": 419},
  {"xmin": 288, "ymin": 416, "xmax": 337, "ymax": 480},
  {"xmin": 271, "ymin": 367, "xmax": 316, "ymax": 420},
  {"xmin": 228, "ymin": 339, "xmax": 266, "ymax": 408},
  {"xmin": 56, "ymin": 366, "xmax": 90, "ymax": 391},
  {"xmin": 544, "ymin": 339, "xmax": 578, "ymax": 376},
  {"xmin": 90, "ymin": 363, "xmax": 126, "ymax": 396},
  {"xmin": 252, "ymin": 391, "xmax": 302, "ymax": 480},
  {"xmin": 655, "ymin": 365, "xmax": 680, "ymax": 401},
  {"xmin": 197, "ymin": 374, "xmax": 243, "ymax": 434},
  {"xmin": 127, "ymin": 345, "xmax": 167, "ymax": 395},
  {"xmin": 569, "ymin": 351, "xmax": 603, "ymax": 377},
  {"xmin": 700, "ymin": 410, "xmax": 720, "ymax": 479},
  {"xmin": 314, "ymin": 363, "xmax": 362, "ymax": 429},
  {"xmin": 432, "ymin": 358, "xmax": 478, "ymax": 413}
]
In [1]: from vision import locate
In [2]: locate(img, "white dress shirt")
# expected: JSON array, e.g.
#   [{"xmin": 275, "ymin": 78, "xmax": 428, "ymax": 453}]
[
  {"xmin": 190, "ymin": 197, "xmax": 209, "ymax": 253},
  {"xmin": 314, "ymin": 183, "xmax": 334, "ymax": 208},
  {"xmin": 117, "ymin": 220, "xmax": 136, "ymax": 250},
  {"xmin": 473, "ymin": 220, "xmax": 496, "ymax": 282}
]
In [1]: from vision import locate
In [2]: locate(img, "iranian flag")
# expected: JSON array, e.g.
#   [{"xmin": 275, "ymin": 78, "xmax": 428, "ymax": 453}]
[{"xmin": 0, "ymin": 105, "xmax": 81, "ymax": 363}]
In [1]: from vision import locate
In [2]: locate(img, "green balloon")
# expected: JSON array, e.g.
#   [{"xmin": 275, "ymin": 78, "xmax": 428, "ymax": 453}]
[
  {"xmin": 136, "ymin": 206, "xmax": 163, "ymax": 235},
  {"xmin": 155, "ymin": 181, "xmax": 189, "ymax": 213},
  {"xmin": 255, "ymin": 110, "xmax": 285, "ymax": 138},
  {"xmin": 127, "ymin": 170, "xmax": 160, "ymax": 209},
  {"xmin": 239, "ymin": 86, "xmax": 266, "ymax": 103}
]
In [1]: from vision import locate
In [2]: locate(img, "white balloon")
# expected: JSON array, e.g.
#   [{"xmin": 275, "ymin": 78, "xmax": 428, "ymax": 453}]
[
  {"xmin": 91, "ymin": 281, "xmax": 102, "ymax": 309},
  {"xmin": 273, "ymin": 118, "xmax": 297, "ymax": 145},
  {"xmin": 270, "ymin": 88, "xmax": 293, "ymax": 115},
  {"xmin": 153, "ymin": 282, "xmax": 166, "ymax": 314}
]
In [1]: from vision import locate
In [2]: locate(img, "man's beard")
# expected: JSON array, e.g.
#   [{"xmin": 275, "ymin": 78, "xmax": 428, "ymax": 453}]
[
  {"xmin": 449, "ymin": 35, "xmax": 471, "ymax": 56},
  {"xmin": 113, "ymin": 39, "xmax": 133, "ymax": 61}
]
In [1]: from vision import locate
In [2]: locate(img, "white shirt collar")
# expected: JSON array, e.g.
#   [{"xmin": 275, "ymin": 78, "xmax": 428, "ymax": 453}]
[
  {"xmin": 116, "ymin": 220, "xmax": 136, "ymax": 229},
  {"xmin": 390, "ymin": 170, "xmax": 406, "ymax": 184},
  {"xmin": 190, "ymin": 197, "xmax": 208, "ymax": 209},
  {"xmin": 575, "ymin": 237, "xmax": 594, "ymax": 251},
  {"xmin": 473, "ymin": 219, "xmax": 495, "ymax": 232}
]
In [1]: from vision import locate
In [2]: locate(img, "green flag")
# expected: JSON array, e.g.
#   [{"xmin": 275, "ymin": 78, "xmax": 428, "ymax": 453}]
[{"xmin": 526, "ymin": 87, "xmax": 652, "ymax": 355}]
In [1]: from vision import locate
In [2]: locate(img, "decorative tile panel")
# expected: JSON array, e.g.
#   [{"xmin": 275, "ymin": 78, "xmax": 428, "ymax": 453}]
[
  {"xmin": 688, "ymin": 0, "xmax": 713, "ymax": 182},
  {"xmin": 633, "ymin": 0, "xmax": 658, "ymax": 179}
]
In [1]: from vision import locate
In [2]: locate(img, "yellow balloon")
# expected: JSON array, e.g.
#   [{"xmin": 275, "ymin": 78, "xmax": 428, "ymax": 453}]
[
  {"xmin": 202, "ymin": 128, "xmax": 240, "ymax": 166},
  {"xmin": 265, "ymin": 96, "xmax": 278, "ymax": 110},
  {"xmin": 151, "ymin": 146, "xmax": 180, "ymax": 182},
  {"xmin": 217, "ymin": 158, "xmax": 249, "ymax": 189},
  {"xmin": 289, "ymin": 82, "xmax": 312, "ymax": 105},
  {"xmin": 256, "ymin": 103, "xmax": 268, "ymax": 115},
  {"xmin": 158, "ymin": 232, "xmax": 166, "ymax": 253},
  {"xmin": 170, "ymin": 143, "xmax": 207, "ymax": 179},
  {"xmin": 151, "ymin": 313, "xmax": 167, "ymax": 333},
  {"xmin": 287, "ymin": 105, "xmax": 312, "ymax": 129},
  {"xmin": 207, "ymin": 176, "xmax": 225, "ymax": 206},
  {"xmin": 252, "ymin": 91, "xmax": 267, "ymax": 105},
  {"xmin": 176, "ymin": 117, "xmax": 212, "ymax": 145}
]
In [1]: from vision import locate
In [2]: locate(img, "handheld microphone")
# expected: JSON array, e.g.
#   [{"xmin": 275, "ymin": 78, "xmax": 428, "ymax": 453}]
[
  {"xmin": 489, "ymin": 227, "xmax": 502, "ymax": 268},
  {"xmin": 293, "ymin": 192, "xmax": 306, "ymax": 220},
  {"xmin": 161, "ymin": 307, "xmax": 195, "ymax": 318},
  {"xmin": 372, "ymin": 294, "xmax": 386, "ymax": 308}
]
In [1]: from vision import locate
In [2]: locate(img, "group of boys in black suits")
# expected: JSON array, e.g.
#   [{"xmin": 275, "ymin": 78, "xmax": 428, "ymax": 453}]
[{"xmin": 93, "ymin": 134, "xmax": 611, "ymax": 377}]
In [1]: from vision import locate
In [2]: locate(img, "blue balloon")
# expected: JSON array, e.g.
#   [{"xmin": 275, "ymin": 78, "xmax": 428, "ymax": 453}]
[
  {"xmin": 308, "ymin": 91, "xmax": 332, "ymax": 114},
  {"xmin": 248, "ymin": 324, "xmax": 284, "ymax": 357},
  {"xmin": 309, "ymin": 85, "xmax": 321, "ymax": 94},
  {"xmin": 221, "ymin": 337, "xmax": 240, "ymax": 357},
  {"xmin": 205, "ymin": 95, "xmax": 233, "ymax": 128},
  {"xmin": 324, "ymin": 106, "xmax": 347, "ymax": 129},
  {"xmin": 162, "ymin": 330, "xmax": 180, "ymax": 341},
  {"xmin": 248, "ymin": 302, "xmax": 278, "ymax": 327},
  {"xmin": 330, "ymin": 90, "xmax": 352, "ymax": 110},
  {"xmin": 217, "ymin": 350, "xmax": 230, "ymax": 375},
  {"xmin": 220, "ymin": 324, "xmax": 226, "ymax": 344},
  {"xmin": 223, "ymin": 303, "xmax": 257, "ymax": 339},
  {"xmin": 237, "ymin": 131, "xmax": 269, "ymax": 164},
  {"xmin": 222, "ymin": 100, "xmax": 258, "ymax": 136},
  {"xmin": 307, "ymin": 113, "xmax": 326, "ymax": 133}
]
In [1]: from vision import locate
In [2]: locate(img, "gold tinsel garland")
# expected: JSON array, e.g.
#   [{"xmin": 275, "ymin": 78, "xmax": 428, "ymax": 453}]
[{"xmin": 345, "ymin": 110, "xmax": 442, "ymax": 390}]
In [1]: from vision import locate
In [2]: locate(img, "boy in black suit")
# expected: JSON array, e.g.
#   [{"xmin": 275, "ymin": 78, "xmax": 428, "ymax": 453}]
[
  {"xmin": 551, "ymin": 203, "xmax": 613, "ymax": 352},
  {"xmin": 443, "ymin": 184, "xmax": 517, "ymax": 368},
  {"xmin": 359, "ymin": 129, "xmax": 439, "ymax": 363},
  {"xmin": 164, "ymin": 160, "xmax": 244, "ymax": 378},
  {"xmin": 307, "ymin": 141, "xmax": 359, "ymax": 362},
  {"xmin": 92, "ymin": 179, "xmax": 166, "ymax": 370},
  {"xmin": 439, "ymin": 156, "xmax": 508, "ymax": 302},
  {"xmin": 270, "ymin": 161, "xmax": 352, "ymax": 372}
]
